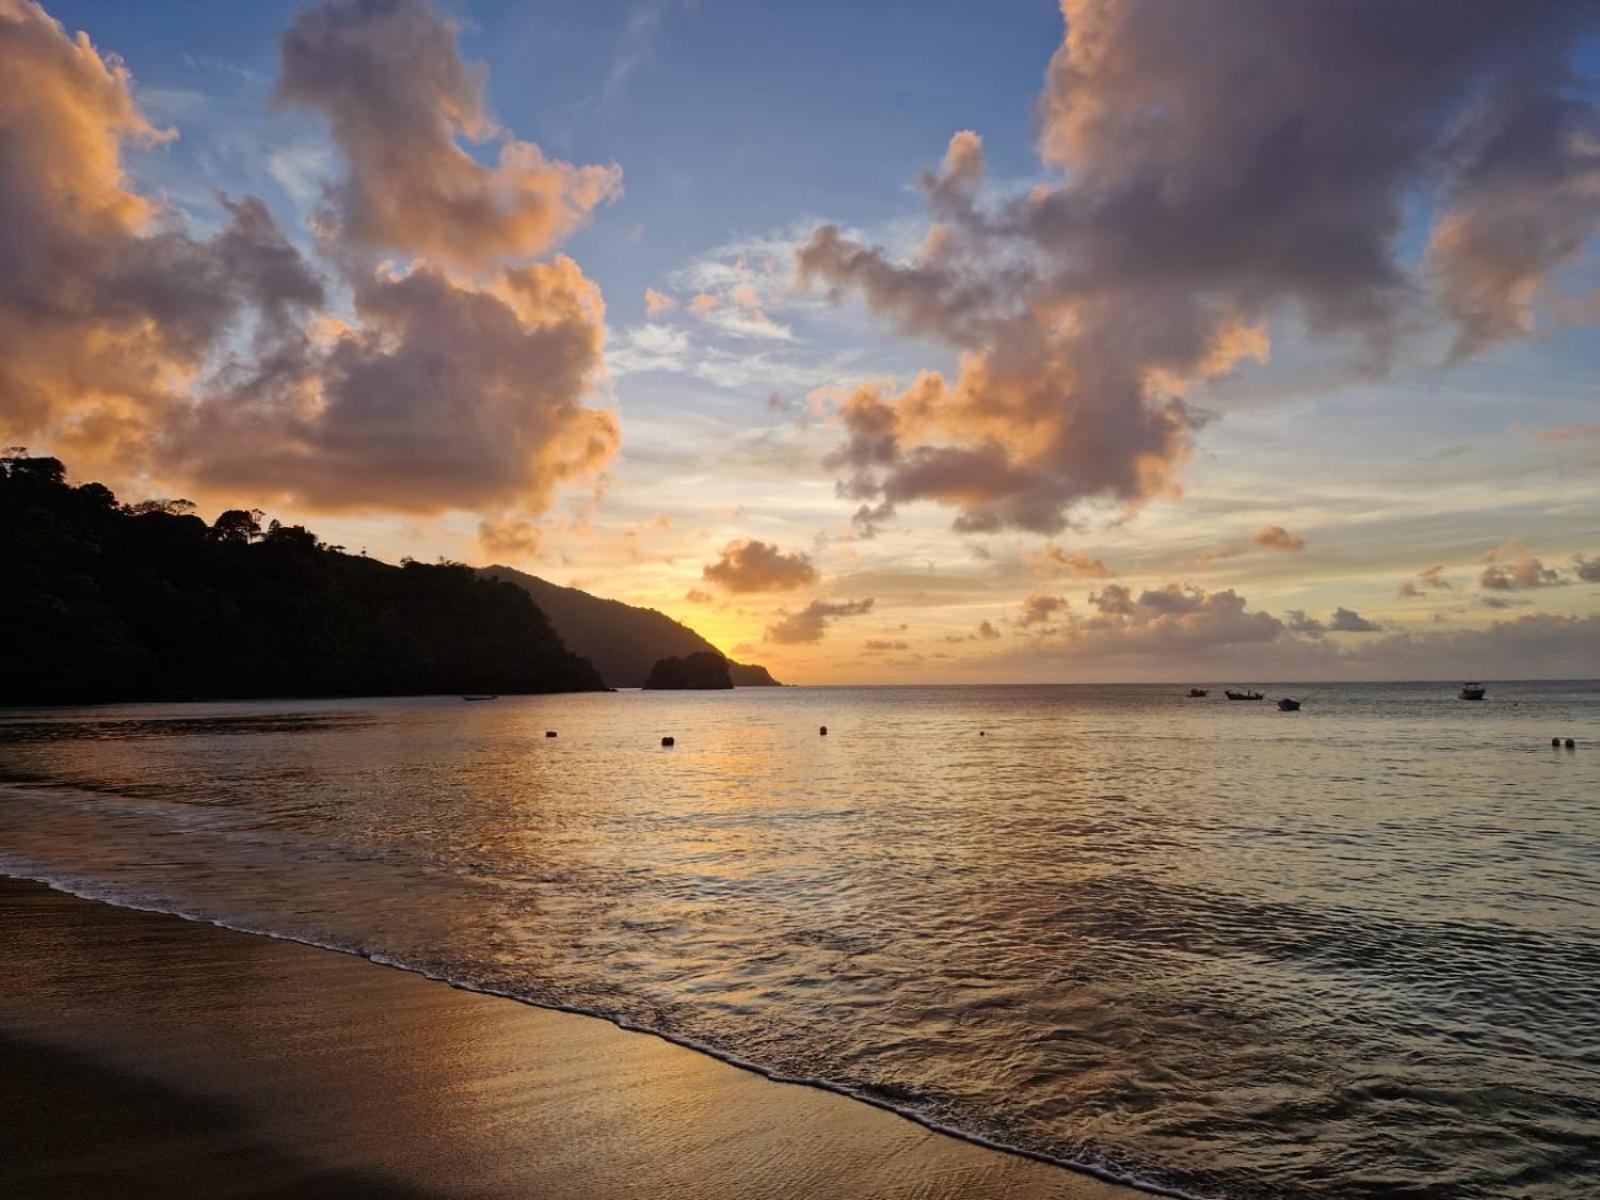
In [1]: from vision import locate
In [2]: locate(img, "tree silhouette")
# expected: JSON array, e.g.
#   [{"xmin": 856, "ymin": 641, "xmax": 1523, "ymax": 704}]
[{"xmin": 0, "ymin": 456, "xmax": 605, "ymax": 704}]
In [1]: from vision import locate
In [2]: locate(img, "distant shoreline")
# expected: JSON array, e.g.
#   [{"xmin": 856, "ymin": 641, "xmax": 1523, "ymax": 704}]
[{"xmin": 2, "ymin": 677, "xmax": 1595, "ymax": 710}]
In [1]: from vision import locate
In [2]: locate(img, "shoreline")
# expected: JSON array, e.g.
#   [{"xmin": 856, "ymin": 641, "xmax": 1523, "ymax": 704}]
[{"xmin": 1, "ymin": 874, "xmax": 1149, "ymax": 1200}]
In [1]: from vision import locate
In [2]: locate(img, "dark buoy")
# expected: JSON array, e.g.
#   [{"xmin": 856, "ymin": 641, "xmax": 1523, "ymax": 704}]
[
  {"xmin": 1566, "ymin": 738, "xmax": 1577, "ymax": 750},
  {"xmin": 820, "ymin": 725, "xmax": 828, "ymax": 736},
  {"xmin": 979, "ymin": 731, "xmax": 986, "ymax": 737},
  {"xmin": 661, "ymin": 736, "xmax": 675, "ymax": 747},
  {"xmin": 546, "ymin": 730, "xmax": 558, "ymax": 738}
]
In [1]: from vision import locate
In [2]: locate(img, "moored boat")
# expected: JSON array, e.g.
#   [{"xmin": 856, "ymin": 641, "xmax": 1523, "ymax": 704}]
[
  {"xmin": 1459, "ymin": 682, "xmax": 1486, "ymax": 701},
  {"xmin": 1277, "ymin": 697, "xmax": 1301, "ymax": 711},
  {"xmin": 1188, "ymin": 687, "xmax": 1209, "ymax": 697},
  {"xmin": 1225, "ymin": 689, "xmax": 1264, "ymax": 701},
  {"xmin": 462, "ymin": 694, "xmax": 499, "ymax": 702}
]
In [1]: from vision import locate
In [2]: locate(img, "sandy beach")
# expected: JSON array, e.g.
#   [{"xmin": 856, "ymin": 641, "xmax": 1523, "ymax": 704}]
[{"xmin": 0, "ymin": 876, "xmax": 1140, "ymax": 1200}]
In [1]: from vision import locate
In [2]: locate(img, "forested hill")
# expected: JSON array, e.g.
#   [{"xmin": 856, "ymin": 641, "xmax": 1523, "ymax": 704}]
[
  {"xmin": 0, "ymin": 455, "xmax": 604, "ymax": 705},
  {"xmin": 481, "ymin": 565, "xmax": 782, "ymax": 688}
]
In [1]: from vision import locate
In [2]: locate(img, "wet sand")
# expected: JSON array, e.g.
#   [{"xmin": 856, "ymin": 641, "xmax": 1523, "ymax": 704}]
[{"xmin": 0, "ymin": 877, "xmax": 1141, "ymax": 1200}]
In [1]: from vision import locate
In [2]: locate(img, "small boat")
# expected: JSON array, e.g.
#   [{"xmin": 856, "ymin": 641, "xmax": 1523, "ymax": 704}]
[
  {"xmin": 1187, "ymin": 688, "xmax": 1209, "ymax": 697},
  {"xmin": 462, "ymin": 694, "xmax": 499, "ymax": 702},
  {"xmin": 1277, "ymin": 697, "xmax": 1301, "ymax": 711},
  {"xmin": 1459, "ymin": 682, "xmax": 1486, "ymax": 701},
  {"xmin": 1225, "ymin": 689, "xmax": 1264, "ymax": 701}
]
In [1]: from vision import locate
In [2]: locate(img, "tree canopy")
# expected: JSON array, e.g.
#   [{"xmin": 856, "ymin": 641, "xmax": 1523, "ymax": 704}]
[{"xmin": 0, "ymin": 454, "xmax": 603, "ymax": 704}]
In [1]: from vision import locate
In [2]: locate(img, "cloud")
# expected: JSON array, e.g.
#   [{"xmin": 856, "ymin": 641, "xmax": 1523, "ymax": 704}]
[
  {"xmin": 863, "ymin": 639, "xmax": 909, "ymax": 652},
  {"xmin": 1399, "ymin": 564, "xmax": 1454, "ymax": 597},
  {"xmin": 1290, "ymin": 605, "xmax": 1409, "ymax": 635},
  {"xmin": 765, "ymin": 597, "xmax": 874, "ymax": 644},
  {"xmin": 684, "ymin": 587, "xmax": 713, "ymax": 604},
  {"xmin": 1024, "ymin": 582, "xmax": 1285, "ymax": 658},
  {"xmin": 1028, "ymin": 541, "xmax": 1112, "ymax": 578},
  {"xmin": 984, "ymin": 603, "xmax": 1600, "ymax": 680},
  {"xmin": 0, "ymin": 0, "xmax": 621, "ymax": 538},
  {"xmin": 173, "ymin": 254, "xmax": 619, "ymax": 516},
  {"xmin": 1327, "ymin": 607, "xmax": 1381, "ymax": 633},
  {"xmin": 0, "ymin": 1, "xmax": 320, "ymax": 474},
  {"xmin": 1251, "ymin": 525, "xmax": 1306, "ymax": 552},
  {"xmin": 1479, "ymin": 541, "xmax": 1566, "ymax": 590},
  {"xmin": 977, "ymin": 619, "xmax": 1001, "ymax": 640},
  {"xmin": 1537, "ymin": 423, "xmax": 1600, "ymax": 446},
  {"xmin": 1574, "ymin": 554, "xmax": 1600, "ymax": 583},
  {"xmin": 1197, "ymin": 524, "xmax": 1306, "ymax": 564},
  {"xmin": 1284, "ymin": 609, "xmax": 1325, "ymax": 636},
  {"xmin": 275, "ymin": 0, "xmax": 620, "ymax": 270},
  {"xmin": 644, "ymin": 287, "xmax": 677, "ymax": 316},
  {"xmin": 1017, "ymin": 589, "xmax": 1068, "ymax": 627},
  {"xmin": 702, "ymin": 539, "xmax": 819, "ymax": 593},
  {"xmin": 800, "ymin": 0, "xmax": 1600, "ymax": 536}
]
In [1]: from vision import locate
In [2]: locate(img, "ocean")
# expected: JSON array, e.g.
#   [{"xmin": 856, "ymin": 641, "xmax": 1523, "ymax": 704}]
[{"xmin": 1, "ymin": 682, "xmax": 1596, "ymax": 1198}]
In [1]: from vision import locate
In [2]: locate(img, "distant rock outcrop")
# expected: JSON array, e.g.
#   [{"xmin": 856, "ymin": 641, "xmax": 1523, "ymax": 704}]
[
  {"xmin": 642, "ymin": 651, "xmax": 734, "ymax": 690},
  {"xmin": 480, "ymin": 565, "xmax": 783, "ymax": 688},
  {"xmin": 728, "ymin": 661, "xmax": 780, "ymax": 687}
]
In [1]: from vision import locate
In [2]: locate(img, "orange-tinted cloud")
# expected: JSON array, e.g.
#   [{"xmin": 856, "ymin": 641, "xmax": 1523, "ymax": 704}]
[
  {"xmin": 802, "ymin": 0, "xmax": 1600, "ymax": 536},
  {"xmin": 1028, "ymin": 541, "xmax": 1113, "ymax": 578},
  {"xmin": 1400, "ymin": 564, "xmax": 1454, "ymax": 597},
  {"xmin": 0, "ymin": 0, "xmax": 620, "ymax": 539},
  {"xmin": 1017, "ymin": 589, "xmax": 1068, "ymax": 627},
  {"xmin": 276, "ymin": 0, "xmax": 619, "ymax": 270},
  {"xmin": 171, "ymin": 254, "xmax": 618, "ymax": 516},
  {"xmin": 702, "ymin": 539, "xmax": 818, "ymax": 593},
  {"xmin": 1479, "ymin": 542, "xmax": 1566, "ymax": 590},
  {"xmin": 1251, "ymin": 525, "xmax": 1306, "ymax": 552},
  {"xmin": 0, "ymin": 1, "xmax": 323, "ymax": 474}
]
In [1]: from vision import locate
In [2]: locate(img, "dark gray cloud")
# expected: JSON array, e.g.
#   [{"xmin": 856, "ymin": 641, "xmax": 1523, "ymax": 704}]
[
  {"xmin": 1328, "ymin": 607, "xmax": 1381, "ymax": 633},
  {"xmin": 765, "ymin": 597, "xmax": 874, "ymax": 644},
  {"xmin": 1284, "ymin": 610, "xmax": 1326, "ymax": 636},
  {"xmin": 801, "ymin": 0, "xmax": 1600, "ymax": 536}
]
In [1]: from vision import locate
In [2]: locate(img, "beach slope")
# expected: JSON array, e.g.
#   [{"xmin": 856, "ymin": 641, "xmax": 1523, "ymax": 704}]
[{"xmin": 0, "ymin": 877, "xmax": 1138, "ymax": 1200}]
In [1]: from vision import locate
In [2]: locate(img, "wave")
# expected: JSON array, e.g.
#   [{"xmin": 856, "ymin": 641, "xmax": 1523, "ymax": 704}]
[{"xmin": 0, "ymin": 861, "xmax": 1209, "ymax": 1200}]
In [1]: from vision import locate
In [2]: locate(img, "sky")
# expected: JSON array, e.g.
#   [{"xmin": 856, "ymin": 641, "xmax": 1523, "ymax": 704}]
[{"xmin": 3, "ymin": 0, "xmax": 1598, "ymax": 683}]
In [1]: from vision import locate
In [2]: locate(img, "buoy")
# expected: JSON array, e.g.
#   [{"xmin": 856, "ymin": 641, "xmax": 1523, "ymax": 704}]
[
  {"xmin": 979, "ymin": 731, "xmax": 986, "ymax": 737},
  {"xmin": 820, "ymin": 725, "xmax": 828, "ymax": 736},
  {"xmin": 1553, "ymin": 737, "xmax": 1563, "ymax": 747},
  {"xmin": 661, "ymin": 736, "xmax": 675, "ymax": 747},
  {"xmin": 1566, "ymin": 738, "xmax": 1577, "ymax": 749},
  {"xmin": 546, "ymin": 730, "xmax": 557, "ymax": 738}
]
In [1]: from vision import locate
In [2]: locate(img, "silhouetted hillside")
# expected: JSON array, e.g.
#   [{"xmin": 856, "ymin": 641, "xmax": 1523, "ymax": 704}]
[
  {"xmin": 0, "ymin": 455, "xmax": 604, "ymax": 704},
  {"xmin": 481, "ymin": 565, "xmax": 782, "ymax": 688}
]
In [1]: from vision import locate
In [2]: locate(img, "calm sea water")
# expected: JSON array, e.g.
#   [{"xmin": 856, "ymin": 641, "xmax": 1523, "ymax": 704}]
[{"xmin": 2, "ymin": 683, "xmax": 1597, "ymax": 1198}]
